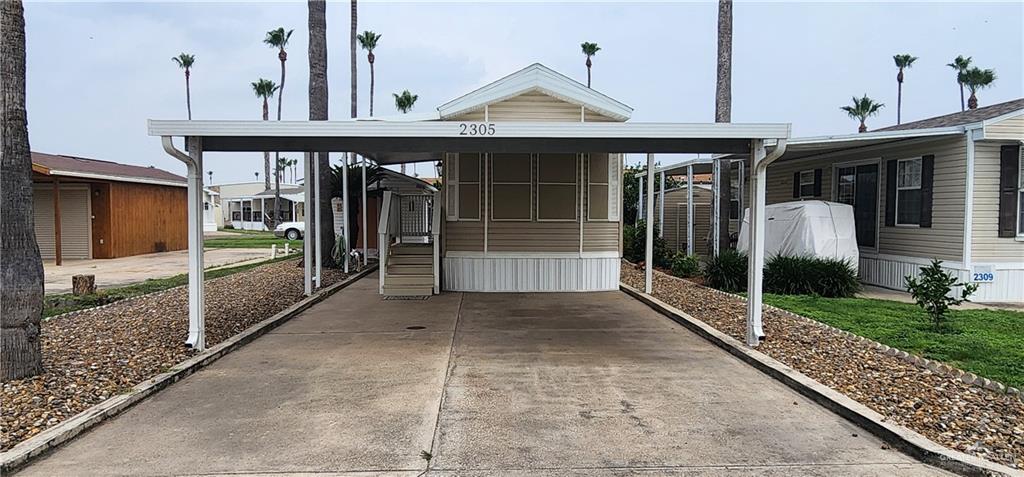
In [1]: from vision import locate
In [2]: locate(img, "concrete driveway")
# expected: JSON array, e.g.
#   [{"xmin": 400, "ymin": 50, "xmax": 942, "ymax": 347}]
[
  {"xmin": 19, "ymin": 275, "xmax": 947, "ymax": 476},
  {"xmin": 44, "ymin": 248, "xmax": 270, "ymax": 294}
]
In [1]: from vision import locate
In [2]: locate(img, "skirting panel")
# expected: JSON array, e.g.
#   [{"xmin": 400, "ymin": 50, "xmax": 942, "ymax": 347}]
[
  {"xmin": 860, "ymin": 255, "xmax": 1024, "ymax": 303},
  {"xmin": 443, "ymin": 256, "xmax": 620, "ymax": 292}
]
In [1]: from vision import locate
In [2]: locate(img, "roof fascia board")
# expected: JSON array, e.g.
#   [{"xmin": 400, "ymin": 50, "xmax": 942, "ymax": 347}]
[
  {"xmin": 789, "ymin": 126, "xmax": 965, "ymax": 146},
  {"xmin": 46, "ymin": 170, "xmax": 186, "ymax": 188}
]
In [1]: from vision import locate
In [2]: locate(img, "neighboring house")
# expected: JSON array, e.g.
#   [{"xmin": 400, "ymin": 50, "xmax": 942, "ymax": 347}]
[
  {"xmin": 759, "ymin": 98, "xmax": 1024, "ymax": 302},
  {"xmin": 203, "ymin": 188, "xmax": 221, "ymax": 232},
  {"xmin": 333, "ymin": 167, "xmax": 438, "ymax": 255},
  {"xmin": 213, "ymin": 181, "xmax": 303, "ymax": 231},
  {"xmin": 31, "ymin": 152, "xmax": 188, "ymax": 263},
  {"xmin": 660, "ymin": 184, "xmax": 714, "ymax": 255}
]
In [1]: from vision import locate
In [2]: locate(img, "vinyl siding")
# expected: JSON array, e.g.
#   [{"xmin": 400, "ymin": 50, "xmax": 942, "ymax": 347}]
[
  {"xmin": 984, "ymin": 114, "xmax": 1024, "ymax": 141},
  {"xmin": 971, "ymin": 141, "xmax": 1024, "ymax": 262},
  {"xmin": 765, "ymin": 136, "xmax": 967, "ymax": 261},
  {"xmin": 660, "ymin": 187, "xmax": 713, "ymax": 255},
  {"xmin": 448, "ymin": 90, "xmax": 619, "ymax": 122}
]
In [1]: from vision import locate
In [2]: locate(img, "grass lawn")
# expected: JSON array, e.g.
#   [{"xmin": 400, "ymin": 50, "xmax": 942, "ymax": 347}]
[
  {"xmin": 44, "ymin": 255, "xmax": 296, "ymax": 318},
  {"xmin": 764, "ymin": 294, "xmax": 1024, "ymax": 389},
  {"xmin": 205, "ymin": 232, "xmax": 302, "ymax": 250}
]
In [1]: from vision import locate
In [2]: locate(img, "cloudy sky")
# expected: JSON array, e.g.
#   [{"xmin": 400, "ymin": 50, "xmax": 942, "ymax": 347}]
[{"xmin": 23, "ymin": 1, "xmax": 1024, "ymax": 182}]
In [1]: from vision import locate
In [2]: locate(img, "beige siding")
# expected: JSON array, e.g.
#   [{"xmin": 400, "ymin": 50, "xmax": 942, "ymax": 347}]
[
  {"xmin": 661, "ymin": 187, "xmax": 713, "ymax": 256},
  {"xmin": 582, "ymin": 222, "xmax": 619, "ymax": 252},
  {"xmin": 765, "ymin": 136, "xmax": 967, "ymax": 261},
  {"xmin": 584, "ymin": 109, "xmax": 618, "ymax": 122},
  {"xmin": 447, "ymin": 90, "xmax": 620, "ymax": 123},
  {"xmin": 984, "ymin": 114, "xmax": 1024, "ymax": 141},
  {"xmin": 971, "ymin": 141, "xmax": 1024, "ymax": 262}
]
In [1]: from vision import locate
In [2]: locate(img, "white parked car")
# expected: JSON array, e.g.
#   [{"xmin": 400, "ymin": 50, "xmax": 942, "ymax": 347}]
[{"xmin": 274, "ymin": 221, "xmax": 304, "ymax": 240}]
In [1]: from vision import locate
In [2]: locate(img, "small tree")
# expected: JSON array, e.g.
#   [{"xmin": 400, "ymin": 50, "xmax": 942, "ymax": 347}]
[{"xmin": 904, "ymin": 259, "xmax": 978, "ymax": 331}]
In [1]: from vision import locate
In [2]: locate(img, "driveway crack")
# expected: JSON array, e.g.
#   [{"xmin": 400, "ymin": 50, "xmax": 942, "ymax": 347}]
[{"xmin": 420, "ymin": 292, "xmax": 463, "ymax": 476}]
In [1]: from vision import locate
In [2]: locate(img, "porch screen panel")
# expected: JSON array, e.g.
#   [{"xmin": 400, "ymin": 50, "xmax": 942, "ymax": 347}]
[
  {"xmin": 445, "ymin": 153, "xmax": 458, "ymax": 221},
  {"xmin": 457, "ymin": 153, "xmax": 480, "ymax": 220},
  {"xmin": 490, "ymin": 153, "xmax": 532, "ymax": 220},
  {"xmin": 608, "ymin": 153, "xmax": 621, "ymax": 221},
  {"xmin": 588, "ymin": 153, "xmax": 609, "ymax": 220},
  {"xmin": 538, "ymin": 153, "xmax": 578, "ymax": 221}
]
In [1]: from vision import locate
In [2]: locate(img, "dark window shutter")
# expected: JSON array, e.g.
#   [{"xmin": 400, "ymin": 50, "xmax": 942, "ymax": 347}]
[
  {"xmin": 813, "ymin": 169, "xmax": 823, "ymax": 197},
  {"xmin": 792, "ymin": 172, "xmax": 800, "ymax": 198},
  {"xmin": 885, "ymin": 159, "xmax": 897, "ymax": 227},
  {"xmin": 998, "ymin": 145, "xmax": 1021, "ymax": 237},
  {"xmin": 919, "ymin": 155, "xmax": 934, "ymax": 228}
]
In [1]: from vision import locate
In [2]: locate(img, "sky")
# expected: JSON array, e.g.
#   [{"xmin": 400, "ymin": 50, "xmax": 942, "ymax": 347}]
[{"xmin": 23, "ymin": 0, "xmax": 1024, "ymax": 182}]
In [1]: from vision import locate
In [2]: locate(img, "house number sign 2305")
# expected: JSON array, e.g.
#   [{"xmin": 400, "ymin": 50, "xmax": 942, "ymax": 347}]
[{"xmin": 459, "ymin": 123, "xmax": 496, "ymax": 136}]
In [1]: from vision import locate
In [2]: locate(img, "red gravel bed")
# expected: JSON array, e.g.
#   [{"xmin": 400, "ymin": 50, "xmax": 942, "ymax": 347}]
[
  {"xmin": 621, "ymin": 262, "xmax": 1023, "ymax": 469},
  {"xmin": 1, "ymin": 259, "xmax": 345, "ymax": 451}
]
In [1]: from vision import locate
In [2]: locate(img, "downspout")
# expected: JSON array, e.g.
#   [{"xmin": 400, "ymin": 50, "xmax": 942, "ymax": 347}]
[
  {"xmin": 161, "ymin": 136, "xmax": 205, "ymax": 350},
  {"xmin": 746, "ymin": 138, "xmax": 788, "ymax": 346}
]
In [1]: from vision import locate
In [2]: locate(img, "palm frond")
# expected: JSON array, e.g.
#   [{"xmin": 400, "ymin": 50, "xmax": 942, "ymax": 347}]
[
  {"xmin": 840, "ymin": 94, "xmax": 884, "ymax": 120},
  {"xmin": 893, "ymin": 54, "xmax": 918, "ymax": 68},
  {"xmin": 947, "ymin": 55, "xmax": 972, "ymax": 72},
  {"xmin": 264, "ymin": 27, "xmax": 293, "ymax": 49},
  {"xmin": 581, "ymin": 42, "xmax": 600, "ymax": 56},
  {"xmin": 962, "ymin": 67, "xmax": 996, "ymax": 93},
  {"xmin": 393, "ymin": 89, "xmax": 418, "ymax": 113},
  {"xmin": 251, "ymin": 78, "xmax": 279, "ymax": 98},
  {"xmin": 172, "ymin": 53, "xmax": 195, "ymax": 69},
  {"xmin": 357, "ymin": 31, "xmax": 381, "ymax": 51}
]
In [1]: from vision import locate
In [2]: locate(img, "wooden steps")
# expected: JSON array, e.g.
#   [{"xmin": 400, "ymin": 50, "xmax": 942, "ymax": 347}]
[{"xmin": 383, "ymin": 243, "xmax": 434, "ymax": 296}]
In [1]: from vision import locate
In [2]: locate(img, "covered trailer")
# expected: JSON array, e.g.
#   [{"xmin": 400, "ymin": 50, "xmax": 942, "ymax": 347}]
[{"xmin": 737, "ymin": 200, "xmax": 858, "ymax": 270}]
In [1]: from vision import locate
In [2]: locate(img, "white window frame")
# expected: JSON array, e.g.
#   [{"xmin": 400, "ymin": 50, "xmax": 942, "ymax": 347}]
[
  {"xmin": 895, "ymin": 157, "xmax": 923, "ymax": 227},
  {"xmin": 1017, "ymin": 148, "xmax": 1024, "ymax": 238},
  {"xmin": 798, "ymin": 169, "xmax": 815, "ymax": 198},
  {"xmin": 489, "ymin": 153, "xmax": 533, "ymax": 222},
  {"xmin": 455, "ymin": 153, "xmax": 481, "ymax": 222},
  {"xmin": 586, "ymin": 153, "xmax": 610, "ymax": 221},
  {"xmin": 537, "ymin": 153, "xmax": 579, "ymax": 222}
]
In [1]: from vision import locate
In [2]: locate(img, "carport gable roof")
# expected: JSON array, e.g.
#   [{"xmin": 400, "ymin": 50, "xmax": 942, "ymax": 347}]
[{"xmin": 148, "ymin": 120, "xmax": 792, "ymax": 161}]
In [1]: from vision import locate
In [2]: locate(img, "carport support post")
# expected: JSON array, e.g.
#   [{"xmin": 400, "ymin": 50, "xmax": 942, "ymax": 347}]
[
  {"xmin": 637, "ymin": 175, "xmax": 644, "ymax": 220},
  {"xmin": 361, "ymin": 155, "xmax": 367, "ymax": 265},
  {"xmin": 658, "ymin": 171, "xmax": 665, "ymax": 238},
  {"xmin": 315, "ymin": 153, "xmax": 323, "ymax": 288},
  {"xmin": 686, "ymin": 165, "xmax": 694, "ymax": 255},
  {"xmin": 645, "ymin": 153, "xmax": 655, "ymax": 294},
  {"xmin": 185, "ymin": 137, "xmax": 205, "ymax": 350},
  {"xmin": 342, "ymin": 152, "xmax": 350, "ymax": 273},
  {"xmin": 303, "ymin": 152, "xmax": 313, "ymax": 296},
  {"xmin": 711, "ymin": 159, "xmax": 721, "ymax": 256}
]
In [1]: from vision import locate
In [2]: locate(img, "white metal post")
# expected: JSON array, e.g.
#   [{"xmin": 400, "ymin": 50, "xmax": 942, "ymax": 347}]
[
  {"xmin": 342, "ymin": 152, "xmax": 350, "ymax": 273},
  {"xmin": 686, "ymin": 165, "xmax": 694, "ymax": 256},
  {"xmin": 314, "ymin": 152, "xmax": 323, "ymax": 288},
  {"xmin": 185, "ymin": 137, "xmax": 205, "ymax": 350},
  {"xmin": 746, "ymin": 141, "xmax": 767, "ymax": 346},
  {"xmin": 361, "ymin": 155, "xmax": 368, "ymax": 265},
  {"xmin": 303, "ymin": 152, "xmax": 313, "ymax": 296},
  {"xmin": 737, "ymin": 160, "xmax": 745, "ymax": 223},
  {"xmin": 637, "ymin": 175, "xmax": 644, "ymax": 220},
  {"xmin": 711, "ymin": 159, "xmax": 721, "ymax": 256},
  {"xmin": 658, "ymin": 171, "xmax": 665, "ymax": 238},
  {"xmin": 645, "ymin": 153, "xmax": 655, "ymax": 294}
]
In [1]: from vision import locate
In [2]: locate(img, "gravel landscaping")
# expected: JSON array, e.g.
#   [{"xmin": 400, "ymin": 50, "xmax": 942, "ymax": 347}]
[
  {"xmin": 621, "ymin": 262, "xmax": 1023, "ymax": 469},
  {"xmin": 1, "ymin": 259, "xmax": 345, "ymax": 452}
]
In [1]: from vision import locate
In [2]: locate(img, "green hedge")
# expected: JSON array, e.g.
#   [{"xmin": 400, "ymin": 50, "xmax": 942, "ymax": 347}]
[
  {"xmin": 703, "ymin": 249, "xmax": 748, "ymax": 292},
  {"xmin": 763, "ymin": 255, "xmax": 860, "ymax": 298},
  {"xmin": 670, "ymin": 252, "xmax": 701, "ymax": 278},
  {"xmin": 623, "ymin": 221, "xmax": 671, "ymax": 268}
]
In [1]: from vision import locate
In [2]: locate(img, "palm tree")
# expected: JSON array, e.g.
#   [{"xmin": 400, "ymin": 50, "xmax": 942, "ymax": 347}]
[
  {"xmin": 714, "ymin": 0, "xmax": 732, "ymax": 255},
  {"xmin": 962, "ymin": 67, "xmax": 996, "ymax": 110},
  {"xmin": 171, "ymin": 53, "xmax": 196, "ymax": 120},
  {"xmin": 357, "ymin": 31, "xmax": 381, "ymax": 116},
  {"xmin": 394, "ymin": 90, "xmax": 417, "ymax": 173},
  {"xmin": 580, "ymin": 42, "xmax": 600, "ymax": 88},
  {"xmin": 893, "ymin": 54, "xmax": 917, "ymax": 125},
  {"xmin": 252, "ymin": 78, "xmax": 278, "ymax": 196},
  {"xmin": 308, "ymin": 0, "xmax": 334, "ymax": 266},
  {"xmin": 2, "ymin": 0, "xmax": 45, "ymax": 380},
  {"xmin": 350, "ymin": 0, "xmax": 358, "ymax": 121},
  {"xmin": 947, "ymin": 55, "xmax": 972, "ymax": 112},
  {"xmin": 265, "ymin": 27, "xmax": 293, "ymax": 226},
  {"xmin": 840, "ymin": 95, "xmax": 885, "ymax": 133}
]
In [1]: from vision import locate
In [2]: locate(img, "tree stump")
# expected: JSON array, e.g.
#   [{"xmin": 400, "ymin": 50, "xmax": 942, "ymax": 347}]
[{"xmin": 72, "ymin": 274, "xmax": 96, "ymax": 296}]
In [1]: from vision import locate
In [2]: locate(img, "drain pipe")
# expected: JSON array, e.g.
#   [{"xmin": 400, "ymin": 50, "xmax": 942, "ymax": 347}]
[
  {"xmin": 161, "ymin": 136, "xmax": 206, "ymax": 350},
  {"xmin": 746, "ymin": 138, "xmax": 788, "ymax": 347}
]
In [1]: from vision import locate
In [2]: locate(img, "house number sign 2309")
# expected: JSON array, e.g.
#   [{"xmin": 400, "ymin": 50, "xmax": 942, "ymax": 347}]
[{"xmin": 459, "ymin": 123, "xmax": 496, "ymax": 136}]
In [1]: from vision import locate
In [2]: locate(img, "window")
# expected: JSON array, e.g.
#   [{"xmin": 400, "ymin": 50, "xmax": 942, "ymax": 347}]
[
  {"xmin": 896, "ymin": 158, "xmax": 922, "ymax": 225},
  {"xmin": 490, "ymin": 153, "xmax": 532, "ymax": 221},
  {"xmin": 1018, "ymin": 155, "xmax": 1024, "ymax": 237},
  {"xmin": 836, "ymin": 166, "xmax": 856, "ymax": 205},
  {"xmin": 798, "ymin": 170, "xmax": 815, "ymax": 198},
  {"xmin": 588, "ymin": 154, "xmax": 609, "ymax": 220},
  {"xmin": 458, "ymin": 153, "xmax": 481, "ymax": 220},
  {"xmin": 537, "ymin": 153, "xmax": 578, "ymax": 221}
]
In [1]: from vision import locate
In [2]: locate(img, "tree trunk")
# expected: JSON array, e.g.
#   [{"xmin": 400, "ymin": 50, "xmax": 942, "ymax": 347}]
[
  {"xmin": 968, "ymin": 93, "xmax": 978, "ymax": 110},
  {"xmin": 72, "ymin": 275, "xmax": 96, "ymax": 296},
  {"xmin": 897, "ymin": 79, "xmax": 903, "ymax": 124},
  {"xmin": 1, "ymin": 0, "xmax": 44, "ymax": 381},
  {"xmin": 859, "ymin": 120, "xmax": 867, "ymax": 133},
  {"xmin": 274, "ymin": 52, "xmax": 287, "ymax": 226},
  {"xmin": 309, "ymin": 0, "xmax": 335, "ymax": 266},
  {"xmin": 350, "ymin": 0, "xmax": 357, "ymax": 120},
  {"xmin": 959, "ymin": 82, "xmax": 965, "ymax": 112},
  {"xmin": 185, "ymin": 70, "xmax": 192, "ymax": 120},
  {"xmin": 586, "ymin": 63, "xmax": 591, "ymax": 88},
  {"xmin": 262, "ymin": 99, "xmax": 270, "ymax": 192},
  {"xmin": 714, "ymin": 0, "xmax": 732, "ymax": 254},
  {"xmin": 369, "ymin": 60, "xmax": 375, "ymax": 117}
]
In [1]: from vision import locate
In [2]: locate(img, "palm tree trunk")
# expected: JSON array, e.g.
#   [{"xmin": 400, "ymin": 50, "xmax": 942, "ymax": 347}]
[
  {"xmin": 350, "ymin": 0, "xmax": 357, "ymax": 121},
  {"xmin": 1, "ymin": 0, "xmax": 44, "ymax": 381},
  {"xmin": 185, "ymin": 70, "xmax": 192, "ymax": 120},
  {"xmin": 897, "ymin": 80, "xmax": 903, "ymax": 125},
  {"xmin": 959, "ymin": 82, "xmax": 965, "ymax": 112},
  {"xmin": 859, "ymin": 120, "xmax": 867, "ymax": 133},
  {"xmin": 274, "ymin": 53, "xmax": 287, "ymax": 227},
  {"xmin": 714, "ymin": 0, "xmax": 732, "ymax": 255},
  {"xmin": 263, "ymin": 100, "xmax": 270, "ymax": 192},
  {"xmin": 369, "ymin": 61, "xmax": 375, "ymax": 117},
  {"xmin": 309, "ymin": 0, "xmax": 335, "ymax": 266},
  {"xmin": 587, "ymin": 65, "xmax": 591, "ymax": 88},
  {"xmin": 968, "ymin": 92, "xmax": 978, "ymax": 110}
]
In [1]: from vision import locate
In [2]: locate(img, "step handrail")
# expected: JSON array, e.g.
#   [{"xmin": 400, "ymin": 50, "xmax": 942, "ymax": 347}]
[
  {"xmin": 378, "ymin": 191, "xmax": 400, "ymax": 293},
  {"xmin": 431, "ymin": 190, "xmax": 441, "ymax": 294}
]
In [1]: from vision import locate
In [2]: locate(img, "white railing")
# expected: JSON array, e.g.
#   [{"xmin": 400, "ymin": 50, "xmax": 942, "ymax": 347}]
[
  {"xmin": 400, "ymin": 194, "xmax": 432, "ymax": 241},
  {"xmin": 431, "ymin": 191, "xmax": 441, "ymax": 294},
  {"xmin": 378, "ymin": 191, "xmax": 401, "ymax": 293}
]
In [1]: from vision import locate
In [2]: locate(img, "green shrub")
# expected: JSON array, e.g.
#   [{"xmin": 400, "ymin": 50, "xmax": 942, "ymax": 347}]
[
  {"xmin": 623, "ymin": 221, "xmax": 671, "ymax": 268},
  {"xmin": 905, "ymin": 258, "xmax": 979, "ymax": 331},
  {"xmin": 670, "ymin": 252, "xmax": 701, "ymax": 278},
  {"xmin": 703, "ymin": 249, "xmax": 748, "ymax": 292},
  {"xmin": 764, "ymin": 255, "xmax": 860, "ymax": 298}
]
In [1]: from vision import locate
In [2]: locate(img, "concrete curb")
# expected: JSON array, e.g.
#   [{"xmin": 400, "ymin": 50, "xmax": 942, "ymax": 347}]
[
  {"xmin": 1, "ymin": 265, "xmax": 377, "ymax": 474},
  {"xmin": 621, "ymin": 283, "xmax": 1021, "ymax": 477}
]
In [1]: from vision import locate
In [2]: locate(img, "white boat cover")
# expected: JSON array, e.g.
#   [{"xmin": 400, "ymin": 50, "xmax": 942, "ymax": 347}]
[{"xmin": 737, "ymin": 200, "xmax": 859, "ymax": 270}]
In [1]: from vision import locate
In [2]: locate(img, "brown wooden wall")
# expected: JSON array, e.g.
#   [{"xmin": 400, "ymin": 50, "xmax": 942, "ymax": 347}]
[
  {"xmin": 107, "ymin": 182, "xmax": 187, "ymax": 258},
  {"xmin": 90, "ymin": 183, "xmax": 113, "ymax": 258}
]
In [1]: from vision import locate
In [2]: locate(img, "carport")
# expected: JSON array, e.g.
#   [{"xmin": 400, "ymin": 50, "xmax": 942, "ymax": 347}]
[{"xmin": 149, "ymin": 119, "xmax": 789, "ymax": 348}]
